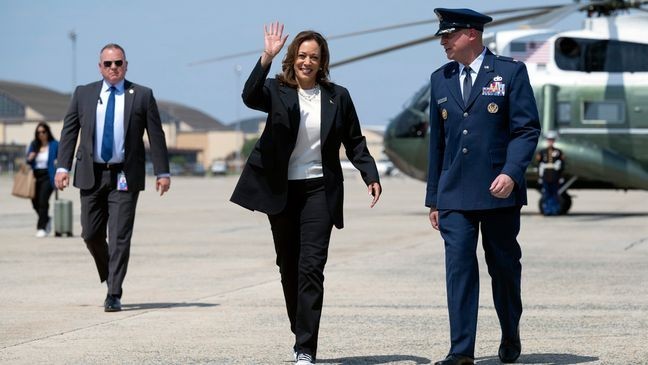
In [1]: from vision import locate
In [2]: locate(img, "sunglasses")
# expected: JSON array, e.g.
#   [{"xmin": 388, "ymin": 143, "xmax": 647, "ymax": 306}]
[{"xmin": 102, "ymin": 60, "xmax": 124, "ymax": 68}]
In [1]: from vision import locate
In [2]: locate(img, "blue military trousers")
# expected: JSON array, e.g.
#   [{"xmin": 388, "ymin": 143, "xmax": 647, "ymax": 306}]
[
  {"xmin": 541, "ymin": 181, "xmax": 561, "ymax": 216},
  {"xmin": 438, "ymin": 206, "xmax": 523, "ymax": 358}
]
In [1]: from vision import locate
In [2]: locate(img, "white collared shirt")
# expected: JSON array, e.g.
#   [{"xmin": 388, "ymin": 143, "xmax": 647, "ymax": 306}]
[
  {"xmin": 459, "ymin": 47, "xmax": 487, "ymax": 96},
  {"xmin": 95, "ymin": 79, "xmax": 126, "ymax": 163}
]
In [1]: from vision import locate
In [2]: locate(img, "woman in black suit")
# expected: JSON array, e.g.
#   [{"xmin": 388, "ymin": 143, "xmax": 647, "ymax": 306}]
[{"xmin": 230, "ymin": 22, "xmax": 382, "ymax": 365}]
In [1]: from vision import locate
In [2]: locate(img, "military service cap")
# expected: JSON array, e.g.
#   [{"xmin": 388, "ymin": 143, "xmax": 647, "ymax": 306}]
[
  {"xmin": 544, "ymin": 130, "xmax": 559, "ymax": 140},
  {"xmin": 434, "ymin": 8, "xmax": 493, "ymax": 36}
]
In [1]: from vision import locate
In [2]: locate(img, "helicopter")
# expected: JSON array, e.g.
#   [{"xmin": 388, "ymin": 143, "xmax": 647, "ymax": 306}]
[
  {"xmin": 374, "ymin": 0, "xmax": 648, "ymax": 215},
  {"xmin": 191, "ymin": 0, "xmax": 648, "ymax": 215}
]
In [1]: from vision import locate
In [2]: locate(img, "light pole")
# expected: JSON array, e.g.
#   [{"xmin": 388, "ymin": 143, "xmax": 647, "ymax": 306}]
[{"xmin": 68, "ymin": 30, "xmax": 77, "ymax": 91}]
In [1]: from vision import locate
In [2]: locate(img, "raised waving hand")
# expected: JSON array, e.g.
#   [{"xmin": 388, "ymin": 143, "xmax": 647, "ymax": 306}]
[{"xmin": 261, "ymin": 22, "xmax": 288, "ymax": 67}]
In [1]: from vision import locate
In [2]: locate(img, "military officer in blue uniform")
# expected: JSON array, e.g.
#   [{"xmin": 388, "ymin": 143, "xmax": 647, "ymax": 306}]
[{"xmin": 425, "ymin": 8, "xmax": 541, "ymax": 365}]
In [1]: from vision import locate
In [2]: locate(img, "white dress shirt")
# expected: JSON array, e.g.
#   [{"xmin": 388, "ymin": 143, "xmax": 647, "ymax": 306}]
[
  {"xmin": 459, "ymin": 47, "xmax": 487, "ymax": 96},
  {"xmin": 95, "ymin": 79, "xmax": 126, "ymax": 163}
]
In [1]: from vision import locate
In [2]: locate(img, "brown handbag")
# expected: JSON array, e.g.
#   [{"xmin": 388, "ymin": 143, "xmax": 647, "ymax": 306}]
[{"xmin": 11, "ymin": 163, "xmax": 36, "ymax": 199}]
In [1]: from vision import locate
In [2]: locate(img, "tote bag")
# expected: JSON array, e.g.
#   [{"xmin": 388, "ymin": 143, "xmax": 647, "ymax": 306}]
[{"xmin": 11, "ymin": 164, "xmax": 36, "ymax": 199}]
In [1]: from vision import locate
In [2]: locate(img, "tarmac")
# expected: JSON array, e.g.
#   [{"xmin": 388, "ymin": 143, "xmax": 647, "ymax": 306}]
[{"xmin": 1, "ymin": 174, "xmax": 647, "ymax": 364}]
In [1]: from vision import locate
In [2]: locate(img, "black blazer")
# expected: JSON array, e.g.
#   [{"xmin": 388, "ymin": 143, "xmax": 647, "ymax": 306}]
[
  {"xmin": 58, "ymin": 80, "xmax": 170, "ymax": 191},
  {"xmin": 230, "ymin": 59, "xmax": 379, "ymax": 229}
]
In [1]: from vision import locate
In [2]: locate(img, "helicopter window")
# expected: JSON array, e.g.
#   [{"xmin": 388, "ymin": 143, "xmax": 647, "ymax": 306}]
[
  {"xmin": 582, "ymin": 101, "xmax": 625, "ymax": 124},
  {"xmin": 556, "ymin": 102, "xmax": 571, "ymax": 124},
  {"xmin": 510, "ymin": 42, "xmax": 527, "ymax": 53},
  {"xmin": 403, "ymin": 84, "xmax": 431, "ymax": 110},
  {"xmin": 555, "ymin": 37, "xmax": 648, "ymax": 72},
  {"xmin": 392, "ymin": 106, "xmax": 429, "ymax": 138},
  {"xmin": 391, "ymin": 85, "xmax": 430, "ymax": 139},
  {"xmin": 0, "ymin": 93, "xmax": 25, "ymax": 118}
]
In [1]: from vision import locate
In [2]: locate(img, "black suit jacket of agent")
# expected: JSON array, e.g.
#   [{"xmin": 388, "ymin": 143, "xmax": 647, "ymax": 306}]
[
  {"xmin": 230, "ymin": 59, "xmax": 380, "ymax": 229},
  {"xmin": 58, "ymin": 80, "xmax": 170, "ymax": 191}
]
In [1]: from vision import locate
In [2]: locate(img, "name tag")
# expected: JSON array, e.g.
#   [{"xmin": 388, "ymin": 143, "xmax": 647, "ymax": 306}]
[{"xmin": 437, "ymin": 97, "xmax": 448, "ymax": 104}]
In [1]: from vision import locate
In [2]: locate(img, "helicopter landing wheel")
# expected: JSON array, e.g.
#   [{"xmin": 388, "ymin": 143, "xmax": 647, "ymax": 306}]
[
  {"xmin": 538, "ymin": 191, "xmax": 572, "ymax": 215},
  {"xmin": 559, "ymin": 191, "xmax": 572, "ymax": 215}
]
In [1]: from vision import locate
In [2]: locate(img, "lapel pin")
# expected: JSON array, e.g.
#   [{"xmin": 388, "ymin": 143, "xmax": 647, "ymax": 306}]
[
  {"xmin": 129, "ymin": 89, "xmax": 134, "ymax": 94},
  {"xmin": 329, "ymin": 99, "xmax": 334, "ymax": 104}
]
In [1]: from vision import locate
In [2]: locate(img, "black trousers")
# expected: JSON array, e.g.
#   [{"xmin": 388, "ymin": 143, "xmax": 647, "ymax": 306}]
[
  {"xmin": 31, "ymin": 169, "xmax": 53, "ymax": 230},
  {"xmin": 267, "ymin": 177, "xmax": 333, "ymax": 360},
  {"xmin": 80, "ymin": 165, "xmax": 139, "ymax": 298}
]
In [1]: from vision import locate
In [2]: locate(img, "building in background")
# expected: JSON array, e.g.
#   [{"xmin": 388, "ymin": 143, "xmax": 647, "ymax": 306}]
[
  {"xmin": 0, "ymin": 80, "xmax": 244, "ymax": 174},
  {"xmin": 1, "ymin": 80, "xmax": 393, "ymax": 176}
]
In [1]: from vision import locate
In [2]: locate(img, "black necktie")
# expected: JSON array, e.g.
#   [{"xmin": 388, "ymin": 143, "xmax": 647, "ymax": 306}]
[{"xmin": 462, "ymin": 66, "xmax": 472, "ymax": 107}]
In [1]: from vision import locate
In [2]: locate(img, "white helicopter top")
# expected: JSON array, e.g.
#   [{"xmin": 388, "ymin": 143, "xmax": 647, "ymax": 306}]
[{"xmin": 491, "ymin": 12, "xmax": 648, "ymax": 88}]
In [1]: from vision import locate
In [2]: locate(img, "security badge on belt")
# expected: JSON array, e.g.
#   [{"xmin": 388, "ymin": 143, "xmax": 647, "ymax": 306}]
[
  {"xmin": 117, "ymin": 171, "xmax": 128, "ymax": 191},
  {"xmin": 482, "ymin": 75, "xmax": 505, "ymax": 96}
]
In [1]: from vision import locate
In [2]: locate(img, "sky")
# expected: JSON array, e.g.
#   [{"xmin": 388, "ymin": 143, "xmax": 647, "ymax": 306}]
[{"xmin": 0, "ymin": 0, "xmax": 583, "ymax": 127}]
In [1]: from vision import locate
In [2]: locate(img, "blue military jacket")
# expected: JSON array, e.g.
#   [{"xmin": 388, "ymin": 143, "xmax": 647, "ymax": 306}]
[{"xmin": 425, "ymin": 49, "xmax": 540, "ymax": 210}]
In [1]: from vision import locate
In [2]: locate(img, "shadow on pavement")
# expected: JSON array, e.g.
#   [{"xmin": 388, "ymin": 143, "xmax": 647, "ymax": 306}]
[
  {"xmin": 476, "ymin": 353, "xmax": 598, "ymax": 364},
  {"xmin": 521, "ymin": 211, "xmax": 648, "ymax": 219},
  {"xmin": 121, "ymin": 302, "xmax": 219, "ymax": 311},
  {"xmin": 318, "ymin": 354, "xmax": 431, "ymax": 364}
]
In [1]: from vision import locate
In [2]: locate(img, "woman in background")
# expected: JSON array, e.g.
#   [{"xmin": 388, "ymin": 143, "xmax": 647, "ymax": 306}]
[{"xmin": 26, "ymin": 122, "xmax": 58, "ymax": 238}]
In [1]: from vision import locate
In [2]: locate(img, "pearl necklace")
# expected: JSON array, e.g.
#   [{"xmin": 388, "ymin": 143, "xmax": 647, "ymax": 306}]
[{"xmin": 298, "ymin": 84, "xmax": 320, "ymax": 102}]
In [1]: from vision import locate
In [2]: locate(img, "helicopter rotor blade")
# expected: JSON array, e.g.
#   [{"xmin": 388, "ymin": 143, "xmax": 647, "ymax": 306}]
[
  {"xmin": 330, "ymin": 8, "xmax": 555, "ymax": 68},
  {"xmin": 326, "ymin": 5, "xmax": 563, "ymax": 40},
  {"xmin": 188, "ymin": 4, "xmax": 564, "ymax": 67},
  {"xmin": 188, "ymin": 50, "xmax": 261, "ymax": 66},
  {"xmin": 522, "ymin": 3, "xmax": 585, "ymax": 29}
]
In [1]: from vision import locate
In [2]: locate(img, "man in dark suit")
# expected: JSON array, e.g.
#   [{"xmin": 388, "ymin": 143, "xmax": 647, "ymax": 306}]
[
  {"xmin": 55, "ymin": 43, "xmax": 170, "ymax": 312},
  {"xmin": 425, "ymin": 9, "xmax": 541, "ymax": 365}
]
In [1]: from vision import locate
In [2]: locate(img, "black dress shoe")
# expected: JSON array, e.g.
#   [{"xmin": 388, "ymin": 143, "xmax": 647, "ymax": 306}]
[
  {"xmin": 104, "ymin": 295, "xmax": 122, "ymax": 312},
  {"xmin": 434, "ymin": 354, "xmax": 474, "ymax": 365},
  {"xmin": 498, "ymin": 336, "xmax": 522, "ymax": 363}
]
